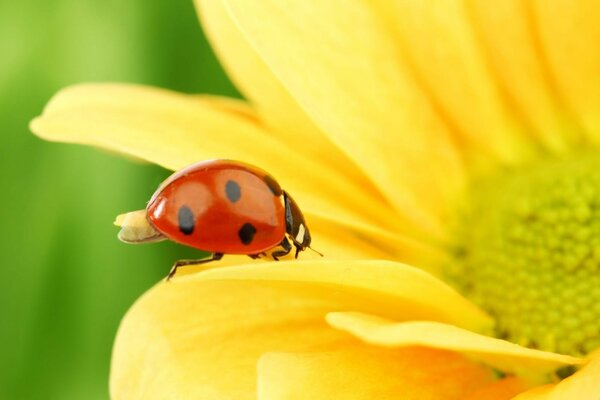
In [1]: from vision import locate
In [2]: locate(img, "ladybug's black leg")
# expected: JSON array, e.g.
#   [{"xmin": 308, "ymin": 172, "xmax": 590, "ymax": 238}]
[
  {"xmin": 166, "ymin": 253, "xmax": 223, "ymax": 281},
  {"xmin": 248, "ymin": 252, "xmax": 267, "ymax": 260},
  {"xmin": 271, "ymin": 237, "xmax": 292, "ymax": 261},
  {"xmin": 294, "ymin": 243, "xmax": 303, "ymax": 259}
]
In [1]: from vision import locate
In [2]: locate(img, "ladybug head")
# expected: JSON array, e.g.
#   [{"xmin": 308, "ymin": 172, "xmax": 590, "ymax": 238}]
[{"xmin": 283, "ymin": 191, "xmax": 314, "ymax": 256}]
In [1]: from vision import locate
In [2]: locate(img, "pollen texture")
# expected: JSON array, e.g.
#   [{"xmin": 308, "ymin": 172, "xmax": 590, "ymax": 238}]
[{"xmin": 447, "ymin": 157, "xmax": 600, "ymax": 356}]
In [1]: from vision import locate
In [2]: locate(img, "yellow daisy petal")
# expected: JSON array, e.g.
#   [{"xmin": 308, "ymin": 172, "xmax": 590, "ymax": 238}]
[
  {"xmin": 189, "ymin": 260, "xmax": 492, "ymax": 331},
  {"xmin": 301, "ymin": 217, "xmax": 405, "ymax": 261},
  {"xmin": 469, "ymin": 0, "xmax": 580, "ymax": 152},
  {"xmin": 378, "ymin": 1, "xmax": 536, "ymax": 164},
  {"xmin": 111, "ymin": 260, "xmax": 485, "ymax": 399},
  {"xmin": 196, "ymin": 0, "xmax": 377, "ymax": 195},
  {"xmin": 257, "ymin": 347, "xmax": 495, "ymax": 400},
  {"xmin": 533, "ymin": 0, "xmax": 600, "ymax": 144},
  {"xmin": 307, "ymin": 213, "xmax": 450, "ymax": 273},
  {"xmin": 30, "ymin": 83, "xmax": 400, "ymax": 232},
  {"xmin": 30, "ymin": 83, "xmax": 282, "ymax": 170},
  {"xmin": 223, "ymin": 0, "xmax": 465, "ymax": 239},
  {"xmin": 511, "ymin": 352, "xmax": 600, "ymax": 399},
  {"xmin": 110, "ymin": 278, "xmax": 351, "ymax": 399},
  {"xmin": 327, "ymin": 312, "xmax": 581, "ymax": 378},
  {"xmin": 464, "ymin": 377, "xmax": 529, "ymax": 400}
]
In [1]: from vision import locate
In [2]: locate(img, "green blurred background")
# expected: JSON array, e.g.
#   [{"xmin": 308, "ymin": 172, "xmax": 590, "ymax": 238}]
[{"xmin": 1, "ymin": 1, "xmax": 237, "ymax": 398}]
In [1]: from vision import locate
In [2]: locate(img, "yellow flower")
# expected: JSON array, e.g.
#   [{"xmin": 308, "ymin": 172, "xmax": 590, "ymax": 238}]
[{"xmin": 30, "ymin": 0, "xmax": 600, "ymax": 398}]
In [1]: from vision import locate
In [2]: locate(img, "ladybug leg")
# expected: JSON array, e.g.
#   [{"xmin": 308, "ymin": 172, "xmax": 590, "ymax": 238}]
[
  {"xmin": 248, "ymin": 252, "xmax": 267, "ymax": 260},
  {"xmin": 271, "ymin": 237, "xmax": 292, "ymax": 261},
  {"xmin": 294, "ymin": 243, "xmax": 303, "ymax": 259},
  {"xmin": 166, "ymin": 253, "xmax": 224, "ymax": 281}
]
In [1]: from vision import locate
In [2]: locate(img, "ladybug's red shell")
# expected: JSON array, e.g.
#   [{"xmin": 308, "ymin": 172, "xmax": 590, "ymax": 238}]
[{"xmin": 146, "ymin": 160, "xmax": 286, "ymax": 254}]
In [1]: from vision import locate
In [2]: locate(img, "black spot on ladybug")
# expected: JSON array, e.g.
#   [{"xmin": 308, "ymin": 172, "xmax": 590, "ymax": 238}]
[
  {"xmin": 238, "ymin": 223, "xmax": 257, "ymax": 245},
  {"xmin": 178, "ymin": 205, "xmax": 195, "ymax": 235},
  {"xmin": 225, "ymin": 180, "xmax": 241, "ymax": 203},
  {"xmin": 263, "ymin": 174, "xmax": 282, "ymax": 196}
]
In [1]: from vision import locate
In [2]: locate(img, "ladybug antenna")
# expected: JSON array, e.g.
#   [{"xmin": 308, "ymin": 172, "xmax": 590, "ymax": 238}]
[{"xmin": 308, "ymin": 245, "xmax": 324, "ymax": 257}]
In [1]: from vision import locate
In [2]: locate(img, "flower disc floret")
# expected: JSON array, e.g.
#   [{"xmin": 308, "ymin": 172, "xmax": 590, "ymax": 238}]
[{"xmin": 448, "ymin": 156, "xmax": 600, "ymax": 356}]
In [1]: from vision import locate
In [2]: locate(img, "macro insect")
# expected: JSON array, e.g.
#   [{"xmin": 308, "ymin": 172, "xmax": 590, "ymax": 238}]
[{"xmin": 115, "ymin": 159, "xmax": 318, "ymax": 280}]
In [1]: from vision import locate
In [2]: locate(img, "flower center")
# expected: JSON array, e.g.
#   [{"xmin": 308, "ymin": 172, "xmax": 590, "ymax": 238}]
[{"xmin": 446, "ymin": 156, "xmax": 600, "ymax": 356}]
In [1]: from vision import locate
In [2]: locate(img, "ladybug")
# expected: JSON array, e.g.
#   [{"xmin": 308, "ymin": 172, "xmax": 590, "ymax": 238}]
[{"xmin": 115, "ymin": 159, "xmax": 318, "ymax": 280}]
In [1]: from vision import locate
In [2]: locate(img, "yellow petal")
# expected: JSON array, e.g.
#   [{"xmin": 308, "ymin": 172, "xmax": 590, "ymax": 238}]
[
  {"xmin": 301, "ymin": 215, "xmax": 407, "ymax": 260},
  {"xmin": 111, "ymin": 278, "xmax": 349, "ymax": 399},
  {"xmin": 327, "ymin": 312, "xmax": 581, "ymax": 379},
  {"xmin": 469, "ymin": 0, "xmax": 581, "ymax": 152},
  {"xmin": 377, "ymin": 1, "xmax": 537, "ymax": 164},
  {"xmin": 511, "ymin": 352, "xmax": 600, "ymax": 400},
  {"xmin": 464, "ymin": 377, "xmax": 529, "ymax": 400},
  {"xmin": 30, "ymin": 83, "xmax": 401, "ymax": 233},
  {"xmin": 196, "ymin": 0, "xmax": 379, "ymax": 198},
  {"xmin": 189, "ymin": 260, "xmax": 492, "ymax": 331},
  {"xmin": 222, "ymin": 0, "xmax": 465, "ymax": 239},
  {"xmin": 307, "ymin": 213, "xmax": 450, "ymax": 274},
  {"xmin": 111, "ymin": 259, "xmax": 486, "ymax": 399},
  {"xmin": 532, "ymin": 0, "xmax": 600, "ymax": 145},
  {"xmin": 30, "ymin": 83, "xmax": 280, "ymax": 170},
  {"xmin": 257, "ymin": 347, "xmax": 495, "ymax": 400}
]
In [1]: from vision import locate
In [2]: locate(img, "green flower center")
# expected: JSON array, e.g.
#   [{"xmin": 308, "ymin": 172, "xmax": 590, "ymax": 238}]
[{"xmin": 447, "ymin": 156, "xmax": 600, "ymax": 356}]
